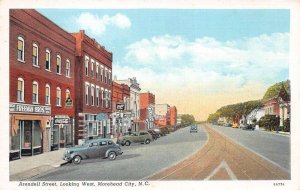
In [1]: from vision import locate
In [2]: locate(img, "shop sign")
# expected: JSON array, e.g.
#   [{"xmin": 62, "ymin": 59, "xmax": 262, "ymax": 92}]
[
  {"xmin": 123, "ymin": 112, "xmax": 132, "ymax": 118},
  {"xmin": 65, "ymin": 97, "xmax": 73, "ymax": 108},
  {"xmin": 54, "ymin": 118, "xmax": 70, "ymax": 124},
  {"xmin": 116, "ymin": 103, "xmax": 125, "ymax": 110},
  {"xmin": 9, "ymin": 103, "xmax": 51, "ymax": 115}
]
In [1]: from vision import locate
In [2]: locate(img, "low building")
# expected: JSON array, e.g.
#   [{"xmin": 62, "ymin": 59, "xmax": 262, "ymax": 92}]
[
  {"xmin": 155, "ymin": 104, "xmax": 170, "ymax": 127},
  {"xmin": 246, "ymin": 108, "xmax": 265, "ymax": 125},
  {"xmin": 140, "ymin": 92, "xmax": 155, "ymax": 130},
  {"xmin": 170, "ymin": 106, "xmax": 177, "ymax": 127}
]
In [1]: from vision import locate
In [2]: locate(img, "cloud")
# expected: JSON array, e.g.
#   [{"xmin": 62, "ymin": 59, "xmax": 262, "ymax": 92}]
[
  {"xmin": 76, "ymin": 13, "xmax": 131, "ymax": 36},
  {"xmin": 114, "ymin": 33, "xmax": 289, "ymax": 120}
]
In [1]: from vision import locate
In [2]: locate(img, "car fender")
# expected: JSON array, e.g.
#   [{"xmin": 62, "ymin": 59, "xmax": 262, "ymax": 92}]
[
  {"xmin": 70, "ymin": 152, "xmax": 88, "ymax": 160},
  {"xmin": 105, "ymin": 148, "xmax": 117, "ymax": 157}
]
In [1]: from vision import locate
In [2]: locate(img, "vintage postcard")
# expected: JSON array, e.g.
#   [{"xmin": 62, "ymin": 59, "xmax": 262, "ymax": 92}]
[{"xmin": 0, "ymin": 0, "xmax": 299, "ymax": 189}]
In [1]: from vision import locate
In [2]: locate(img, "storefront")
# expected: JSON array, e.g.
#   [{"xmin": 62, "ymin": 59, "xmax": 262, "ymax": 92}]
[
  {"xmin": 51, "ymin": 116, "xmax": 74, "ymax": 150},
  {"xmin": 9, "ymin": 103, "xmax": 51, "ymax": 160}
]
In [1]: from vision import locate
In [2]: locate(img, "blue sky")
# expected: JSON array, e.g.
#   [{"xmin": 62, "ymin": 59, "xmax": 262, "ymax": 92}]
[{"xmin": 38, "ymin": 9, "xmax": 290, "ymax": 120}]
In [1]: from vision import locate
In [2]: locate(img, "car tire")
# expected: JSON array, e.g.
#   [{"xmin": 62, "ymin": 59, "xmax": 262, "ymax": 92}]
[
  {"xmin": 145, "ymin": 139, "xmax": 150, "ymax": 144},
  {"xmin": 108, "ymin": 151, "xmax": 116, "ymax": 160},
  {"xmin": 72, "ymin": 155, "xmax": 82, "ymax": 165},
  {"xmin": 125, "ymin": 141, "xmax": 131, "ymax": 146}
]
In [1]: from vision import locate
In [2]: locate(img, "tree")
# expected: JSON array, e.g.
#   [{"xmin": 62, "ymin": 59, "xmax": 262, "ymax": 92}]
[
  {"xmin": 258, "ymin": 115, "xmax": 280, "ymax": 131},
  {"xmin": 181, "ymin": 114, "xmax": 195, "ymax": 127},
  {"xmin": 263, "ymin": 80, "xmax": 290, "ymax": 100}
]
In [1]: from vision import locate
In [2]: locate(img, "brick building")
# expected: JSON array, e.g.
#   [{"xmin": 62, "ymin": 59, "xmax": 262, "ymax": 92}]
[
  {"xmin": 155, "ymin": 104, "xmax": 171, "ymax": 127},
  {"xmin": 112, "ymin": 81, "xmax": 131, "ymax": 135},
  {"xmin": 140, "ymin": 92, "xmax": 155, "ymax": 130},
  {"xmin": 170, "ymin": 106, "xmax": 177, "ymax": 127},
  {"xmin": 71, "ymin": 30, "xmax": 112, "ymax": 144},
  {"xmin": 9, "ymin": 10, "xmax": 76, "ymax": 160}
]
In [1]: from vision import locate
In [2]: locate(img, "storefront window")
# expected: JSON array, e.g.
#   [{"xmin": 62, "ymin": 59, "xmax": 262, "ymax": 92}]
[
  {"xmin": 33, "ymin": 120, "xmax": 42, "ymax": 148},
  {"xmin": 10, "ymin": 122, "xmax": 21, "ymax": 151},
  {"xmin": 22, "ymin": 120, "xmax": 32, "ymax": 149}
]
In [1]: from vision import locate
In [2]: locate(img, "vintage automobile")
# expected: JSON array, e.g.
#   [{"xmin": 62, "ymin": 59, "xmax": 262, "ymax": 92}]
[
  {"xmin": 63, "ymin": 138, "xmax": 123, "ymax": 164},
  {"xmin": 148, "ymin": 129, "xmax": 159, "ymax": 140},
  {"xmin": 121, "ymin": 131, "xmax": 152, "ymax": 146},
  {"xmin": 190, "ymin": 125, "xmax": 198, "ymax": 133}
]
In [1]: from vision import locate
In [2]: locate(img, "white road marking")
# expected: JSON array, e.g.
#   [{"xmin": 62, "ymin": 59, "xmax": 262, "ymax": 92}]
[{"xmin": 204, "ymin": 160, "xmax": 237, "ymax": 180}]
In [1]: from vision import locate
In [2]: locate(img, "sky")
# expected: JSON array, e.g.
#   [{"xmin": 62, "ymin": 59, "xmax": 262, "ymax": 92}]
[{"xmin": 38, "ymin": 9, "xmax": 290, "ymax": 121}]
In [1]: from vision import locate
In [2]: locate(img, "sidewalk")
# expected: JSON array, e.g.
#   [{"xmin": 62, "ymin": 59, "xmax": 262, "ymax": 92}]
[
  {"xmin": 259, "ymin": 129, "xmax": 290, "ymax": 136},
  {"xmin": 10, "ymin": 148, "xmax": 67, "ymax": 181}
]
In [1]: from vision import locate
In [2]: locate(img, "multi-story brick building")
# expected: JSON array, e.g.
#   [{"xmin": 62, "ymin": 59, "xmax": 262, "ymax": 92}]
[
  {"xmin": 71, "ymin": 30, "xmax": 112, "ymax": 144},
  {"xmin": 9, "ymin": 10, "xmax": 76, "ymax": 160},
  {"xmin": 170, "ymin": 106, "xmax": 177, "ymax": 127},
  {"xmin": 114, "ymin": 77, "xmax": 141, "ymax": 132},
  {"xmin": 155, "ymin": 104, "xmax": 171, "ymax": 127},
  {"xmin": 112, "ymin": 81, "xmax": 130, "ymax": 135},
  {"xmin": 140, "ymin": 92, "xmax": 155, "ymax": 130}
]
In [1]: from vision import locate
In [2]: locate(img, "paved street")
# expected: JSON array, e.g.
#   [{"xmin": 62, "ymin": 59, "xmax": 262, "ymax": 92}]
[
  {"xmin": 30, "ymin": 126, "xmax": 207, "ymax": 181},
  {"xmin": 149, "ymin": 124, "xmax": 290, "ymax": 180},
  {"xmin": 208, "ymin": 124, "xmax": 290, "ymax": 172}
]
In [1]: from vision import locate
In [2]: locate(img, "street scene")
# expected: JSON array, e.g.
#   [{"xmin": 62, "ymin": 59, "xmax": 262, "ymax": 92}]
[{"xmin": 7, "ymin": 7, "xmax": 293, "ymax": 189}]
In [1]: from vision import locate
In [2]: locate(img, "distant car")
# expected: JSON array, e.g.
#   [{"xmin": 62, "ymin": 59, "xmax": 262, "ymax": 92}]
[
  {"xmin": 242, "ymin": 124, "xmax": 255, "ymax": 130},
  {"xmin": 190, "ymin": 125, "xmax": 198, "ymax": 133},
  {"xmin": 224, "ymin": 123, "xmax": 232, "ymax": 127},
  {"xmin": 148, "ymin": 129, "xmax": 159, "ymax": 140},
  {"xmin": 153, "ymin": 128, "xmax": 164, "ymax": 137},
  {"xmin": 160, "ymin": 127, "xmax": 170, "ymax": 135},
  {"xmin": 121, "ymin": 131, "xmax": 152, "ymax": 146},
  {"xmin": 63, "ymin": 138, "xmax": 123, "ymax": 164}
]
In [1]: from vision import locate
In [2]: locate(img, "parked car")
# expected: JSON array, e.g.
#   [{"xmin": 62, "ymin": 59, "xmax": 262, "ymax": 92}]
[
  {"xmin": 160, "ymin": 127, "xmax": 170, "ymax": 135},
  {"xmin": 232, "ymin": 123, "xmax": 240, "ymax": 128},
  {"xmin": 148, "ymin": 129, "xmax": 159, "ymax": 140},
  {"xmin": 167, "ymin": 126, "xmax": 175, "ymax": 132},
  {"xmin": 224, "ymin": 123, "xmax": 232, "ymax": 127},
  {"xmin": 153, "ymin": 128, "xmax": 164, "ymax": 137},
  {"xmin": 190, "ymin": 125, "xmax": 198, "ymax": 133},
  {"xmin": 63, "ymin": 138, "xmax": 123, "ymax": 164},
  {"xmin": 121, "ymin": 131, "xmax": 152, "ymax": 146},
  {"xmin": 242, "ymin": 124, "xmax": 255, "ymax": 130}
]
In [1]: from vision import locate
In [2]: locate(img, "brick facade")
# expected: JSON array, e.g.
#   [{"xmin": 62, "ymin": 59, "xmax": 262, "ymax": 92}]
[
  {"xmin": 170, "ymin": 106, "xmax": 177, "ymax": 126},
  {"xmin": 140, "ymin": 92, "xmax": 155, "ymax": 130}
]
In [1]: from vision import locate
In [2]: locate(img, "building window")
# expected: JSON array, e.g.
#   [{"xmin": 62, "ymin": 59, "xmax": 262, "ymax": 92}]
[
  {"xmin": 96, "ymin": 87, "xmax": 99, "ymax": 107},
  {"xmin": 108, "ymin": 91, "xmax": 111, "ymax": 108},
  {"xmin": 32, "ymin": 43, "xmax": 38, "ymax": 66},
  {"xmin": 56, "ymin": 87, "xmax": 61, "ymax": 106},
  {"xmin": 91, "ymin": 85, "xmax": 95, "ymax": 106},
  {"xmin": 32, "ymin": 81, "xmax": 39, "ymax": 103},
  {"xmin": 17, "ymin": 36, "xmax": 25, "ymax": 61},
  {"xmin": 101, "ymin": 89, "xmax": 104, "ymax": 108},
  {"xmin": 66, "ymin": 89, "xmax": 70, "ymax": 99},
  {"xmin": 56, "ymin": 55, "xmax": 61, "ymax": 74},
  {"xmin": 91, "ymin": 59, "xmax": 94, "ymax": 77},
  {"xmin": 45, "ymin": 49, "xmax": 51, "ymax": 71},
  {"xmin": 104, "ymin": 68, "xmax": 107, "ymax": 83},
  {"xmin": 87, "ymin": 114, "xmax": 98, "ymax": 137},
  {"xmin": 85, "ymin": 56, "xmax": 89, "ymax": 76},
  {"xmin": 100, "ymin": 65, "xmax": 104, "ymax": 82},
  {"xmin": 96, "ymin": 63, "xmax": 99, "ymax": 79},
  {"xmin": 85, "ymin": 83, "xmax": 89, "ymax": 105},
  {"xmin": 45, "ymin": 84, "xmax": 50, "ymax": 105},
  {"xmin": 105, "ymin": 90, "xmax": 108, "ymax": 108},
  {"xmin": 17, "ymin": 78, "xmax": 24, "ymax": 102},
  {"xmin": 66, "ymin": 59, "xmax": 71, "ymax": 77},
  {"xmin": 108, "ymin": 70, "xmax": 111, "ymax": 85}
]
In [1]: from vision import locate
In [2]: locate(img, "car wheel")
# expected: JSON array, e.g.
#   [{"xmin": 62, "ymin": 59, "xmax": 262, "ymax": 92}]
[
  {"xmin": 72, "ymin": 155, "xmax": 82, "ymax": 164},
  {"xmin": 145, "ymin": 139, "xmax": 150, "ymax": 144},
  {"xmin": 108, "ymin": 151, "xmax": 116, "ymax": 160},
  {"xmin": 125, "ymin": 141, "xmax": 131, "ymax": 146}
]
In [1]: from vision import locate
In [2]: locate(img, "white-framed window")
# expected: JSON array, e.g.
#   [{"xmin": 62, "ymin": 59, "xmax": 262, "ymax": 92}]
[
  {"xmin": 108, "ymin": 90, "xmax": 111, "ymax": 108},
  {"xmin": 17, "ymin": 77, "xmax": 24, "ymax": 102},
  {"xmin": 108, "ymin": 70, "xmax": 111, "ymax": 85},
  {"xmin": 105, "ymin": 89, "xmax": 108, "ymax": 108},
  {"xmin": 91, "ymin": 84, "xmax": 95, "ymax": 106},
  {"xmin": 66, "ymin": 59, "xmax": 71, "ymax": 77},
  {"xmin": 101, "ymin": 88, "xmax": 105, "ymax": 108},
  {"xmin": 104, "ymin": 68, "xmax": 108, "ymax": 83},
  {"xmin": 32, "ymin": 43, "xmax": 39, "ymax": 66},
  {"xmin": 32, "ymin": 81, "xmax": 39, "ymax": 103},
  {"xmin": 96, "ymin": 86, "xmax": 99, "ymax": 107},
  {"xmin": 85, "ymin": 83, "xmax": 89, "ymax": 105},
  {"xmin": 56, "ymin": 87, "xmax": 61, "ymax": 106},
  {"xmin": 85, "ymin": 56, "xmax": 89, "ymax": 76},
  {"xmin": 91, "ymin": 59, "xmax": 94, "ymax": 77},
  {"xmin": 17, "ymin": 36, "xmax": 25, "ymax": 62},
  {"xmin": 56, "ymin": 55, "xmax": 61, "ymax": 74},
  {"xmin": 100, "ymin": 65, "xmax": 104, "ymax": 82},
  {"xmin": 45, "ymin": 49, "xmax": 51, "ymax": 71},
  {"xmin": 45, "ymin": 84, "xmax": 50, "ymax": 105},
  {"xmin": 66, "ymin": 89, "xmax": 70, "ymax": 99},
  {"xmin": 96, "ymin": 62, "xmax": 99, "ymax": 79},
  {"xmin": 87, "ymin": 114, "xmax": 98, "ymax": 137}
]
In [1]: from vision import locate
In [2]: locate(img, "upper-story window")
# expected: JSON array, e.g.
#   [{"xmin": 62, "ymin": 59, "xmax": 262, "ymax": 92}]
[
  {"xmin": 101, "ymin": 89, "xmax": 104, "ymax": 108},
  {"xmin": 17, "ymin": 36, "xmax": 25, "ymax": 62},
  {"xmin": 45, "ymin": 84, "xmax": 50, "ymax": 105},
  {"xmin": 56, "ymin": 55, "xmax": 61, "ymax": 74},
  {"xmin": 104, "ymin": 68, "xmax": 108, "ymax": 83},
  {"xmin": 105, "ymin": 90, "xmax": 108, "ymax": 108},
  {"xmin": 91, "ymin": 84, "xmax": 95, "ymax": 106},
  {"xmin": 85, "ymin": 83, "xmax": 89, "ymax": 105},
  {"xmin": 17, "ymin": 77, "xmax": 24, "ymax": 102},
  {"xmin": 66, "ymin": 89, "xmax": 70, "ymax": 102},
  {"xmin": 32, "ymin": 43, "xmax": 39, "ymax": 66},
  {"xmin": 108, "ymin": 91, "xmax": 111, "ymax": 108},
  {"xmin": 96, "ymin": 86, "xmax": 99, "ymax": 107},
  {"xmin": 45, "ymin": 49, "xmax": 51, "ymax": 71},
  {"xmin": 96, "ymin": 63, "xmax": 99, "ymax": 79},
  {"xmin": 32, "ymin": 81, "xmax": 39, "ymax": 104},
  {"xmin": 66, "ymin": 59, "xmax": 71, "ymax": 77},
  {"xmin": 91, "ymin": 59, "xmax": 94, "ymax": 77},
  {"xmin": 108, "ymin": 70, "xmax": 111, "ymax": 85},
  {"xmin": 85, "ymin": 56, "xmax": 89, "ymax": 76},
  {"xmin": 100, "ymin": 65, "xmax": 104, "ymax": 82},
  {"xmin": 56, "ymin": 87, "xmax": 62, "ymax": 106}
]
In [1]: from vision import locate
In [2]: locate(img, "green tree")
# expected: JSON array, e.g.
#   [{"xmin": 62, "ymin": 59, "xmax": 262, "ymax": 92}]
[
  {"xmin": 181, "ymin": 114, "xmax": 195, "ymax": 127},
  {"xmin": 263, "ymin": 80, "xmax": 290, "ymax": 100}
]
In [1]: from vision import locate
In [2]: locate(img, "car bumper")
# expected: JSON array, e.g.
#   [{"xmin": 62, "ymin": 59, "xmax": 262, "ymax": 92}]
[{"xmin": 63, "ymin": 155, "xmax": 72, "ymax": 162}]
